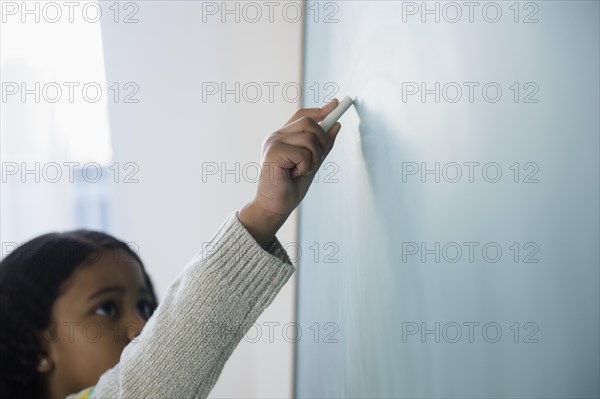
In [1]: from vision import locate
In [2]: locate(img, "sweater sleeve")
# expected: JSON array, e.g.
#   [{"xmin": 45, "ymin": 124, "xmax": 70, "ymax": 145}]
[{"xmin": 70, "ymin": 210, "xmax": 295, "ymax": 399}]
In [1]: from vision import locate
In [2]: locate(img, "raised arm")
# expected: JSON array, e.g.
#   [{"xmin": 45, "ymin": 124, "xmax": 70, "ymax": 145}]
[{"xmin": 69, "ymin": 100, "xmax": 343, "ymax": 399}]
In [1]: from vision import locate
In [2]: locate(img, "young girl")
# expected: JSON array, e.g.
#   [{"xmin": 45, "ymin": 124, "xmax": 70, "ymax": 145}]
[{"xmin": 0, "ymin": 100, "xmax": 342, "ymax": 399}]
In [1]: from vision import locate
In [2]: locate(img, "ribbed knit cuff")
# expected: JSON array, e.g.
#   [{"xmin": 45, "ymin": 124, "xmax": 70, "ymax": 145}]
[
  {"xmin": 199, "ymin": 210, "xmax": 293, "ymax": 266},
  {"xmin": 194, "ymin": 210, "xmax": 296, "ymax": 335},
  {"xmin": 265, "ymin": 235, "xmax": 293, "ymax": 265}
]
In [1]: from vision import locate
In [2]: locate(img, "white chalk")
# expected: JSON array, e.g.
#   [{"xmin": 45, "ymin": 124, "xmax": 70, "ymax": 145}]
[{"xmin": 319, "ymin": 95, "xmax": 354, "ymax": 133}]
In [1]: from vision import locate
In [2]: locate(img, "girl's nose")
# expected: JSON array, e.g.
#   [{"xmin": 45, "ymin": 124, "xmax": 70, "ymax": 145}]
[{"xmin": 124, "ymin": 309, "xmax": 146, "ymax": 341}]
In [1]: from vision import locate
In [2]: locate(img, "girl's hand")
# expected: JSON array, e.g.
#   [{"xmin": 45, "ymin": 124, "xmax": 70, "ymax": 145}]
[{"xmin": 238, "ymin": 99, "xmax": 343, "ymax": 248}]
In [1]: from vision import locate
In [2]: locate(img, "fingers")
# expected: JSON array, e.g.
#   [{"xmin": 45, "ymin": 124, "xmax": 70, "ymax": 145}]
[
  {"xmin": 284, "ymin": 98, "xmax": 339, "ymax": 126},
  {"xmin": 269, "ymin": 131, "xmax": 323, "ymax": 172},
  {"xmin": 266, "ymin": 142, "xmax": 314, "ymax": 179},
  {"xmin": 268, "ymin": 121, "xmax": 342, "ymax": 176},
  {"xmin": 262, "ymin": 100, "xmax": 343, "ymax": 179},
  {"xmin": 278, "ymin": 116, "xmax": 329, "ymax": 153}
]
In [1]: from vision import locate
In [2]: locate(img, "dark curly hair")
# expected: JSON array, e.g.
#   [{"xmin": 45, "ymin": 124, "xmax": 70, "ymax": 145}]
[{"xmin": 0, "ymin": 230, "xmax": 159, "ymax": 399}]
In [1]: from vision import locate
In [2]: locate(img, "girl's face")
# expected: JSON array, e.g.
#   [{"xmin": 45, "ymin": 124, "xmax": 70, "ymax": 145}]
[{"xmin": 37, "ymin": 248, "xmax": 155, "ymax": 399}]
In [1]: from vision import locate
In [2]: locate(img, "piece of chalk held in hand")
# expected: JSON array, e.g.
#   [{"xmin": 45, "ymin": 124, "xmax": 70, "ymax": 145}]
[{"xmin": 319, "ymin": 96, "xmax": 355, "ymax": 133}]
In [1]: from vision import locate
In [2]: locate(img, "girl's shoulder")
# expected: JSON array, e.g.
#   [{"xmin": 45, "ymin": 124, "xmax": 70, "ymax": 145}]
[{"xmin": 65, "ymin": 386, "xmax": 96, "ymax": 399}]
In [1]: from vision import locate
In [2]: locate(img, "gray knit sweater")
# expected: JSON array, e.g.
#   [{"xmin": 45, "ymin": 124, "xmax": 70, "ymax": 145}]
[{"xmin": 66, "ymin": 210, "xmax": 295, "ymax": 399}]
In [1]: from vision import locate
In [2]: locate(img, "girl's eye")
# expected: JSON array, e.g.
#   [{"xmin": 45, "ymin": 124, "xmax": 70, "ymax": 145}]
[
  {"xmin": 95, "ymin": 301, "xmax": 118, "ymax": 317},
  {"xmin": 137, "ymin": 299, "xmax": 155, "ymax": 321}
]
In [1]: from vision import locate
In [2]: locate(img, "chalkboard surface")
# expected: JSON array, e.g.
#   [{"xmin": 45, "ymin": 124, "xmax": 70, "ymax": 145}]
[{"xmin": 297, "ymin": 2, "xmax": 599, "ymax": 397}]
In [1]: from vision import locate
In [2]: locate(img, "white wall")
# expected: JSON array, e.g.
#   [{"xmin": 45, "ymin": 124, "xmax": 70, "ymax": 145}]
[{"xmin": 99, "ymin": 2, "xmax": 303, "ymax": 397}]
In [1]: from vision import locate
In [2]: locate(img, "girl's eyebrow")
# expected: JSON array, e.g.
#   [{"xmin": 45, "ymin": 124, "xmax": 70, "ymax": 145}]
[{"xmin": 88, "ymin": 285, "xmax": 149, "ymax": 301}]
